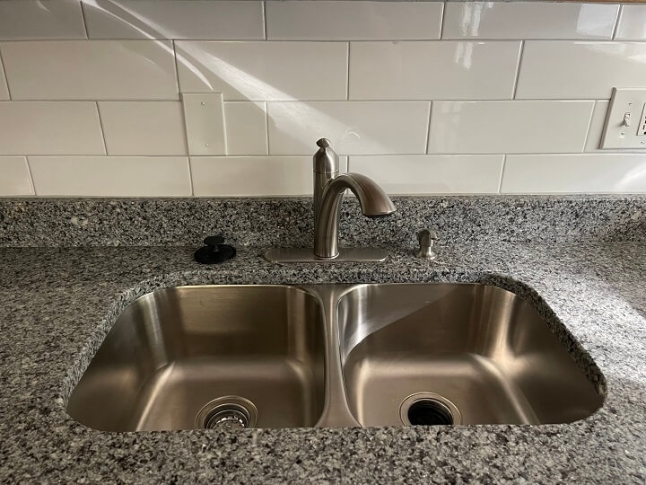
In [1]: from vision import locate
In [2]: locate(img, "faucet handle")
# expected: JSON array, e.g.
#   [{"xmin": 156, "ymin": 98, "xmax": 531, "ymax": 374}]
[
  {"xmin": 314, "ymin": 138, "xmax": 338, "ymax": 174},
  {"xmin": 417, "ymin": 229, "xmax": 438, "ymax": 260}
]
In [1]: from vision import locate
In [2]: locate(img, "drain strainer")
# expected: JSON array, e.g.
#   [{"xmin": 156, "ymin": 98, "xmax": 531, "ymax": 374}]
[
  {"xmin": 400, "ymin": 392, "xmax": 462, "ymax": 426},
  {"xmin": 195, "ymin": 396, "xmax": 258, "ymax": 430}
]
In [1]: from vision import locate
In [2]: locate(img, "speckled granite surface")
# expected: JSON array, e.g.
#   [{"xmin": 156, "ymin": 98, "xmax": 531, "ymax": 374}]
[
  {"xmin": 0, "ymin": 196, "xmax": 645, "ymax": 483},
  {"xmin": 2, "ymin": 195, "xmax": 646, "ymax": 247}
]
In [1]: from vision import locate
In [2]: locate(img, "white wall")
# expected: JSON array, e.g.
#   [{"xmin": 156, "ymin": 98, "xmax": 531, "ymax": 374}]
[{"xmin": 1, "ymin": 1, "xmax": 646, "ymax": 197}]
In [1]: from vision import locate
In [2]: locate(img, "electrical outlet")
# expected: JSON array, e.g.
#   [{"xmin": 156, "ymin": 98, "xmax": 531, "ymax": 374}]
[{"xmin": 601, "ymin": 88, "xmax": 646, "ymax": 149}]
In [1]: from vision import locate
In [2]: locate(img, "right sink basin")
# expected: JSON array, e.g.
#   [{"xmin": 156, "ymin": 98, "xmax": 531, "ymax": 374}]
[{"xmin": 338, "ymin": 284, "xmax": 604, "ymax": 427}]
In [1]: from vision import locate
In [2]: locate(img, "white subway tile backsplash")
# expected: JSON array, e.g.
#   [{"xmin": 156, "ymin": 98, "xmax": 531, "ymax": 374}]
[
  {"xmin": 182, "ymin": 93, "xmax": 226, "ymax": 156},
  {"xmin": 0, "ymin": 41, "xmax": 178, "ymax": 100},
  {"xmin": 0, "ymin": 157, "xmax": 33, "ymax": 196},
  {"xmin": 350, "ymin": 155, "xmax": 504, "ymax": 194},
  {"xmin": 502, "ymin": 154, "xmax": 646, "ymax": 193},
  {"xmin": 442, "ymin": 3, "xmax": 618, "ymax": 40},
  {"xmin": 98, "ymin": 101, "xmax": 187, "ymax": 155},
  {"xmin": 224, "ymin": 102, "xmax": 268, "ymax": 155},
  {"xmin": 0, "ymin": 102, "xmax": 105, "ymax": 155},
  {"xmin": 0, "ymin": 0, "xmax": 86, "ymax": 40},
  {"xmin": 175, "ymin": 41, "xmax": 348, "ymax": 101},
  {"xmin": 83, "ymin": 0, "xmax": 264, "ymax": 40},
  {"xmin": 191, "ymin": 156, "xmax": 347, "ymax": 196},
  {"xmin": 0, "ymin": 1, "xmax": 643, "ymax": 198},
  {"xmin": 615, "ymin": 6, "xmax": 646, "ymax": 41},
  {"xmin": 516, "ymin": 41, "xmax": 646, "ymax": 100},
  {"xmin": 266, "ymin": 1, "xmax": 442, "ymax": 40},
  {"xmin": 428, "ymin": 101, "xmax": 594, "ymax": 154},
  {"xmin": 267, "ymin": 101, "xmax": 430, "ymax": 155},
  {"xmin": 29, "ymin": 156, "xmax": 192, "ymax": 196},
  {"xmin": 349, "ymin": 41, "xmax": 521, "ymax": 100}
]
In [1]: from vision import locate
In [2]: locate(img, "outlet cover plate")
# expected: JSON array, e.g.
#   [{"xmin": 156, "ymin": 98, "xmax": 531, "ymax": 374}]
[{"xmin": 600, "ymin": 88, "xmax": 646, "ymax": 149}]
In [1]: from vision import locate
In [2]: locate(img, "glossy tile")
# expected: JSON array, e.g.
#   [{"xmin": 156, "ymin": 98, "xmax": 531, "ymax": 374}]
[
  {"xmin": 29, "ymin": 156, "xmax": 192, "ymax": 196},
  {"xmin": 349, "ymin": 155, "xmax": 504, "ymax": 194},
  {"xmin": 0, "ymin": 157, "xmax": 33, "ymax": 196},
  {"xmin": 349, "ymin": 41, "xmax": 521, "ymax": 100},
  {"xmin": 0, "ymin": 41, "xmax": 178, "ymax": 100},
  {"xmin": 428, "ymin": 101, "xmax": 594, "ymax": 154},
  {"xmin": 0, "ymin": 0, "xmax": 86, "ymax": 40},
  {"xmin": 224, "ymin": 102, "xmax": 268, "ymax": 155},
  {"xmin": 614, "ymin": 6, "xmax": 646, "ymax": 40},
  {"xmin": 502, "ymin": 154, "xmax": 646, "ymax": 193},
  {"xmin": 266, "ymin": 1, "xmax": 442, "ymax": 40},
  {"xmin": 191, "ymin": 156, "xmax": 347, "ymax": 196},
  {"xmin": 516, "ymin": 41, "xmax": 646, "ymax": 100},
  {"xmin": 175, "ymin": 41, "xmax": 348, "ymax": 101},
  {"xmin": 83, "ymin": 0, "xmax": 264, "ymax": 40},
  {"xmin": 443, "ymin": 2, "xmax": 618, "ymax": 40},
  {"xmin": 182, "ymin": 93, "xmax": 226, "ymax": 156},
  {"xmin": 267, "ymin": 101, "xmax": 430, "ymax": 155},
  {"xmin": 0, "ymin": 102, "xmax": 105, "ymax": 155},
  {"xmin": 98, "ymin": 101, "xmax": 187, "ymax": 155}
]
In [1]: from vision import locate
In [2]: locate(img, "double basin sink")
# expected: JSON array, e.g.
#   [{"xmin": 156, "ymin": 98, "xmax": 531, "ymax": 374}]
[{"xmin": 67, "ymin": 284, "xmax": 603, "ymax": 431}]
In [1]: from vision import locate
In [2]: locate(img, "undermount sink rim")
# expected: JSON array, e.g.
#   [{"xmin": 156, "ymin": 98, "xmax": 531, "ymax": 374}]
[{"xmin": 65, "ymin": 281, "xmax": 606, "ymax": 432}]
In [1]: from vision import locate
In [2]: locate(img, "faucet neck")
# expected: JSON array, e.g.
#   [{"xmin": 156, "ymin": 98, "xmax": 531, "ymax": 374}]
[{"xmin": 313, "ymin": 138, "xmax": 339, "ymax": 230}]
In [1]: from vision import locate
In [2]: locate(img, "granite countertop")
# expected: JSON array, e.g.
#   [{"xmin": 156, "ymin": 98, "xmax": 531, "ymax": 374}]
[
  {"xmin": 0, "ymin": 238, "xmax": 645, "ymax": 484},
  {"xmin": 0, "ymin": 195, "xmax": 645, "ymax": 484}
]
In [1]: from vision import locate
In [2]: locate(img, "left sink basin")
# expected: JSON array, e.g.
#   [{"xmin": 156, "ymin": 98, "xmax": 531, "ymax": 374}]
[{"xmin": 67, "ymin": 286, "xmax": 326, "ymax": 431}]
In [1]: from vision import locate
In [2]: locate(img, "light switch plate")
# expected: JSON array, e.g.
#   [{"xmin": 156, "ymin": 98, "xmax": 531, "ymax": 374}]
[
  {"xmin": 600, "ymin": 88, "xmax": 646, "ymax": 149},
  {"xmin": 182, "ymin": 93, "xmax": 226, "ymax": 155}
]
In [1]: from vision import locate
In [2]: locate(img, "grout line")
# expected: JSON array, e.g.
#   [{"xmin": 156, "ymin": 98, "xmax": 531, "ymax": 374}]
[
  {"xmin": 79, "ymin": 0, "xmax": 90, "ymax": 40},
  {"xmin": 581, "ymin": 101, "xmax": 597, "ymax": 152},
  {"xmin": 0, "ymin": 49, "xmax": 12, "ymax": 100},
  {"xmin": 425, "ymin": 102, "xmax": 432, "ymax": 154},
  {"xmin": 0, "ymin": 98, "xmax": 607, "ymax": 104},
  {"xmin": 94, "ymin": 102, "xmax": 109, "ymax": 155},
  {"xmin": 12, "ymin": 152, "xmax": 643, "ymax": 158},
  {"xmin": 264, "ymin": 102, "xmax": 271, "ymax": 155},
  {"xmin": 262, "ymin": 1, "xmax": 268, "ymax": 40},
  {"xmin": 346, "ymin": 155, "xmax": 350, "ymax": 174},
  {"xmin": 176, "ymin": 79, "xmax": 191, "ymax": 157},
  {"xmin": 512, "ymin": 40, "xmax": 525, "ymax": 100},
  {"xmin": 612, "ymin": 6, "xmax": 622, "ymax": 40},
  {"xmin": 24, "ymin": 156, "xmax": 37, "ymax": 196},
  {"xmin": 346, "ymin": 42, "xmax": 350, "ymax": 100},
  {"xmin": 439, "ymin": 2, "xmax": 447, "ymax": 40},
  {"xmin": 497, "ymin": 154, "xmax": 507, "ymax": 194},
  {"xmin": 171, "ymin": 40, "xmax": 182, "ymax": 97},
  {"xmin": 187, "ymin": 157, "xmax": 195, "ymax": 196},
  {"xmin": 0, "ymin": 38, "xmax": 641, "ymax": 43}
]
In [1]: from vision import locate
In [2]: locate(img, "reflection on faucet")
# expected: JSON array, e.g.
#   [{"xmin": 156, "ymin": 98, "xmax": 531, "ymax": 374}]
[{"xmin": 264, "ymin": 139, "xmax": 396, "ymax": 263}]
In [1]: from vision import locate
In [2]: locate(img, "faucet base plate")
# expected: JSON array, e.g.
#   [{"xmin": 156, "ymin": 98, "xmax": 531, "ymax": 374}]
[{"xmin": 264, "ymin": 248, "xmax": 388, "ymax": 264}]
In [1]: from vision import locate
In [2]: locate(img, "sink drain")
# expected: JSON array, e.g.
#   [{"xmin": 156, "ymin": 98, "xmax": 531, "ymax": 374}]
[
  {"xmin": 195, "ymin": 396, "xmax": 258, "ymax": 430},
  {"xmin": 400, "ymin": 392, "xmax": 462, "ymax": 426}
]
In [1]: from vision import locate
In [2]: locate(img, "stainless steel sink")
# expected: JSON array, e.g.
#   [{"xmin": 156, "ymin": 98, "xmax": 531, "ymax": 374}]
[
  {"xmin": 338, "ymin": 284, "xmax": 604, "ymax": 426},
  {"xmin": 67, "ymin": 284, "xmax": 604, "ymax": 431},
  {"xmin": 67, "ymin": 286, "xmax": 326, "ymax": 431}
]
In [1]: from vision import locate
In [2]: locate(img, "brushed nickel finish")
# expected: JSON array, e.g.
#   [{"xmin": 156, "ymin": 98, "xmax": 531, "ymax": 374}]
[
  {"xmin": 264, "ymin": 139, "xmax": 396, "ymax": 263},
  {"xmin": 417, "ymin": 229, "xmax": 438, "ymax": 260},
  {"xmin": 67, "ymin": 284, "xmax": 603, "ymax": 431}
]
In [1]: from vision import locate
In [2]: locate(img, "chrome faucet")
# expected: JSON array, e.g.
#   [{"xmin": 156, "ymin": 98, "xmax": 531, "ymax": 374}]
[{"xmin": 264, "ymin": 138, "xmax": 396, "ymax": 263}]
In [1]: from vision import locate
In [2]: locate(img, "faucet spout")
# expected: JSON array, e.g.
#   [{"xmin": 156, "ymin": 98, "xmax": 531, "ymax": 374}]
[{"xmin": 314, "ymin": 173, "xmax": 396, "ymax": 259}]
